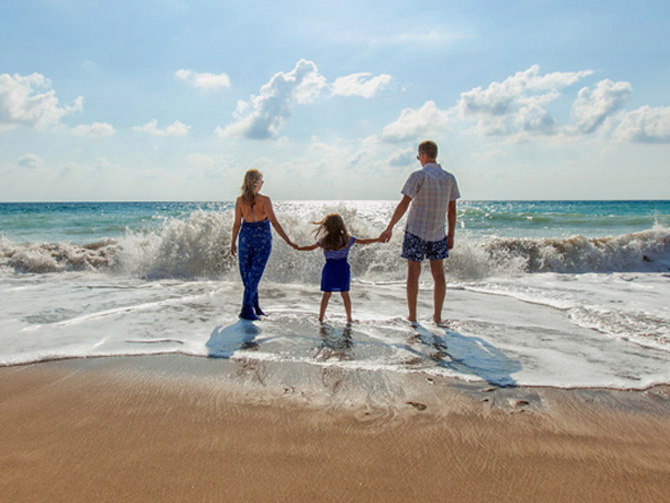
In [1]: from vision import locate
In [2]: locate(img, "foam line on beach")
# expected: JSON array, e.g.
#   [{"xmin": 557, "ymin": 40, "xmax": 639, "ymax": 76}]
[{"xmin": 49, "ymin": 293, "xmax": 210, "ymax": 327}]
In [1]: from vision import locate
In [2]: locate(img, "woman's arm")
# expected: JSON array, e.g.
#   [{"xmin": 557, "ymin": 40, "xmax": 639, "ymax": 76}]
[
  {"xmin": 230, "ymin": 198, "xmax": 242, "ymax": 257},
  {"xmin": 264, "ymin": 197, "xmax": 296, "ymax": 248},
  {"xmin": 296, "ymin": 243, "xmax": 319, "ymax": 251}
]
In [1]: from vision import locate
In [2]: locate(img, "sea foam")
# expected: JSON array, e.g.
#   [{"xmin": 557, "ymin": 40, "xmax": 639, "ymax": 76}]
[{"xmin": 2, "ymin": 209, "xmax": 669, "ymax": 279}]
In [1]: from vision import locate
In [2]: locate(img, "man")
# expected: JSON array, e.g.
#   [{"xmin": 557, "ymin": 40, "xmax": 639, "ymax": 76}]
[{"xmin": 380, "ymin": 140, "xmax": 460, "ymax": 325}]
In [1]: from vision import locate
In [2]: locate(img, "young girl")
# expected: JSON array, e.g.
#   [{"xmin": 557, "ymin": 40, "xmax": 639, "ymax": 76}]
[{"xmin": 297, "ymin": 213, "xmax": 379, "ymax": 323}]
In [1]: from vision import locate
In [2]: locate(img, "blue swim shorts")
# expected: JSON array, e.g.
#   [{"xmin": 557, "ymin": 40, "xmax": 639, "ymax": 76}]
[{"xmin": 401, "ymin": 232, "xmax": 449, "ymax": 262}]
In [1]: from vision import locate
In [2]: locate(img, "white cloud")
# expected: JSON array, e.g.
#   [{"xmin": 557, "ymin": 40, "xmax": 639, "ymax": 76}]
[
  {"xmin": 94, "ymin": 158, "xmax": 121, "ymax": 171},
  {"xmin": 0, "ymin": 73, "xmax": 83, "ymax": 132},
  {"xmin": 387, "ymin": 147, "xmax": 415, "ymax": 167},
  {"xmin": 331, "ymin": 73, "xmax": 392, "ymax": 98},
  {"xmin": 381, "ymin": 100, "xmax": 449, "ymax": 143},
  {"xmin": 133, "ymin": 119, "xmax": 191, "ymax": 136},
  {"xmin": 219, "ymin": 59, "xmax": 327, "ymax": 140},
  {"xmin": 458, "ymin": 65, "xmax": 593, "ymax": 136},
  {"xmin": 213, "ymin": 125, "xmax": 226, "ymax": 138},
  {"xmin": 186, "ymin": 153, "xmax": 233, "ymax": 168},
  {"xmin": 175, "ymin": 69, "xmax": 231, "ymax": 90},
  {"xmin": 613, "ymin": 105, "xmax": 670, "ymax": 143},
  {"xmin": 18, "ymin": 153, "xmax": 44, "ymax": 169},
  {"xmin": 185, "ymin": 153, "xmax": 236, "ymax": 179},
  {"xmin": 568, "ymin": 79, "xmax": 632, "ymax": 134},
  {"xmin": 71, "ymin": 122, "xmax": 116, "ymax": 138},
  {"xmin": 471, "ymin": 148, "xmax": 504, "ymax": 162}
]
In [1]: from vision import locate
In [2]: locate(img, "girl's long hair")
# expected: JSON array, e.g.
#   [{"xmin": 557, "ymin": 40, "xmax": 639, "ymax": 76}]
[
  {"xmin": 314, "ymin": 213, "xmax": 350, "ymax": 251},
  {"xmin": 241, "ymin": 169, "xmax": 263, "ymax": 206}
]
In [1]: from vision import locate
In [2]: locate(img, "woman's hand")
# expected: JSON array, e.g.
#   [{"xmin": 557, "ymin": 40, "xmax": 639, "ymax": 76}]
[{"xmin": 230, "ymin": 243, "xmax": 237, "ymax": 257}]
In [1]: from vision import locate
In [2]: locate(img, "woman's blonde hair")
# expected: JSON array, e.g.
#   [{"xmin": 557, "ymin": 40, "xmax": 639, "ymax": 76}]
[
  {"xmin": 314, "ymin": 213, "xmax": 350, "ymax": 251},
  {"xmin": 241, "ymin": 169, "xmax": 263, "ymax": 206}
]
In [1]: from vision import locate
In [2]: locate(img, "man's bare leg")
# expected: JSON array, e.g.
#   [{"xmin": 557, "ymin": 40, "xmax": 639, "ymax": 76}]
[
  {"xmin": 406, "ymin": 260, "xmax": 422, "ymax": 323},
  {"xmin": 429, "ymin": 259, "xmax": 446, "ymax": 324}
]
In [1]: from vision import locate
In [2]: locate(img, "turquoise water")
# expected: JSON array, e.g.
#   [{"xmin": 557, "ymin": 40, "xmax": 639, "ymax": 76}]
[
  {"xmin": 0, "ymin": 201, "xmax": 233, "ymax": 243},
  {"xmin": 1, "ymin": 200, "xmax": 669, "ymax": 244},
  {"xmin": 459, "ymin": 200, "xmax": 670, "ymax": 238}
]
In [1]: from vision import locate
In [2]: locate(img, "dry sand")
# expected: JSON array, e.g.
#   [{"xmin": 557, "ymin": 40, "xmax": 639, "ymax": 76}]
[{"xmin": 2, "ymin": 355, "xmax": 670, "ymax": 502}]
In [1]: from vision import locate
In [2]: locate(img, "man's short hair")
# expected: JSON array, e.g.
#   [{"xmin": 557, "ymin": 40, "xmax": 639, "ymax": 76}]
[{"xmin": 418, "ymin": 140, "xmax": 438, "ymax": 159}]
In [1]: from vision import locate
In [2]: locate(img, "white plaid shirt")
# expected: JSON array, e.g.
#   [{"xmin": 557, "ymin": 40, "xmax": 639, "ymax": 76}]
[{"xmin": 401, "ymin": 163, "xmax": 460, "ymax": 241}]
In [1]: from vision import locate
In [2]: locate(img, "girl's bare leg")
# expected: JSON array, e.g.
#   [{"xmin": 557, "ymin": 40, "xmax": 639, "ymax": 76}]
[
  {"xmin": 341, "ymin": 291, "xmax": 352, "ymax": 323},
  {"xmin": 319, "ymin": 292, "xmax": 332, "ymax": 322}
]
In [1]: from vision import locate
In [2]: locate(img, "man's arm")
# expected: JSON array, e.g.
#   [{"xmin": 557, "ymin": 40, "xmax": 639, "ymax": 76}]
[
  {"xmin": 380, "ymin": 195, "xmax": 412, "ymax": 242},
  {"xmin": 447, "ymin": 199, "xmax": 456, "ymax": 250}
]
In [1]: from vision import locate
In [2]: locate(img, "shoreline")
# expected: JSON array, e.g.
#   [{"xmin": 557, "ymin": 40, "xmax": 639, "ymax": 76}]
[{"xmin": 2, "ymin": 354, "xmax": 670, "ymax": 502}]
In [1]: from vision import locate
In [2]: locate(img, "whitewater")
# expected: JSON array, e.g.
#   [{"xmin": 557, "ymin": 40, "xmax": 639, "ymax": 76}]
[{"xmin": 1, "ymin": 200, "xmax": 669, "ymax": 390}]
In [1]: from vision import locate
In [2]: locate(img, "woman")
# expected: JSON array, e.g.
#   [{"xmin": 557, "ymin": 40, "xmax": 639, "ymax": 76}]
[{"xmin": 231, "ymin": 169, "xmax": 296, "ymax": 320}]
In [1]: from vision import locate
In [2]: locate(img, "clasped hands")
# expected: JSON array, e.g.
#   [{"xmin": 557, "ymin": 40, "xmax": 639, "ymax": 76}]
[{"xmin": 232, "ymin": 231, "xmax": 392, "ymax": 257}]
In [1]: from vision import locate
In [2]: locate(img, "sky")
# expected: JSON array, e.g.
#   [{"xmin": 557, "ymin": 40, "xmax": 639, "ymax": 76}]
[{"xmin": 1, "ymin": 0, "xmax": 669, "ymax": 201}]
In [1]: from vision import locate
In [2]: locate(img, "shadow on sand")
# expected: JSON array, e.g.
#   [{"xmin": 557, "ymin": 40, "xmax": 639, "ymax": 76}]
[
  {"xmin": 406, "ymin": 323, "xmax": 521, "ymax": 387},
  {"xmin": 206, "ymin": 320, "xmax": 262, "ymax": 358}
]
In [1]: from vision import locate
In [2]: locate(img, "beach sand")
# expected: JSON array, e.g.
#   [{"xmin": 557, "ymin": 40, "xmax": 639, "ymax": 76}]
[{"xmin": 2, "ymin": 355, "xmax": 670, "ymax": 502}]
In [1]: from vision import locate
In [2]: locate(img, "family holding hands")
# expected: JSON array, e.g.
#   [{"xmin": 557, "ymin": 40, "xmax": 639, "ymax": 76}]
[{"xmin": 230, "ymin": 140, "xmax": 460, "ymax": 326}]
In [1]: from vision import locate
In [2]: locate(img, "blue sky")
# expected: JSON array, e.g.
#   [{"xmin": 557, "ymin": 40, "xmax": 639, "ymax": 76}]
[{"xmin": 1, "ymin": 0, "xmax": 669, "ymax": 201}]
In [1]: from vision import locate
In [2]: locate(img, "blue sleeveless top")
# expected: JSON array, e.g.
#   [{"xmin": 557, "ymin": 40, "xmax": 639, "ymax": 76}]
[{"xmin": 321, "ymin": 236, "xmax": 356, "ymax": 260}]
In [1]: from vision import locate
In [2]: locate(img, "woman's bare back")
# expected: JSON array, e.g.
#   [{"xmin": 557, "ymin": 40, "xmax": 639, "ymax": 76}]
[{"xmin": 238, "ymin": 194, "xmax": 270, "ymax": 223}]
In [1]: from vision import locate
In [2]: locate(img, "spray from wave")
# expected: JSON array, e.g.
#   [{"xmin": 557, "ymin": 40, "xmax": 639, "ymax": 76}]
[{"xmin": 1, "ymin": 208, "xmax": 669, "ymax": 280}]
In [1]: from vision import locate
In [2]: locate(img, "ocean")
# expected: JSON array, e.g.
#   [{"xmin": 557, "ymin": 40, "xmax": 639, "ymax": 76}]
[{"xmin": 1, "ymin": 200, "xmax": 669, "ymax": 389}]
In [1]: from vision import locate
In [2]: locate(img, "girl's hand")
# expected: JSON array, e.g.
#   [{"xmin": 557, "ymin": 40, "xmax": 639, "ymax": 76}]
[{"xmin": 230, "ymin": 243, "xmax": 237, "ymax": 257}]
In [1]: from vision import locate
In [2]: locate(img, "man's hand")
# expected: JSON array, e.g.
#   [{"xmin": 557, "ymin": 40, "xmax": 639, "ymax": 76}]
[
  {"xmin": 379, "ymin": 229, "xmax": 392, "ymax": 243},
  {"xmin": 447, "ymin": 235, "xmax": 454, "ymax": 250}
]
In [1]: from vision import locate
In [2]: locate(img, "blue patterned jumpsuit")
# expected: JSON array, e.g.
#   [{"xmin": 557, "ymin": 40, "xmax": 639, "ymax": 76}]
[{"xmin": 238, "ymin": 218, "xmax": 272, "ymax": 320}]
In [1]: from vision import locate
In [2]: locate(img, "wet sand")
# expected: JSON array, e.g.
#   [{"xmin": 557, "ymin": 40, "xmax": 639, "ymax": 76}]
[{"xmin": 2, "ymin": 355, "xmax": 670, "ymax": 502}]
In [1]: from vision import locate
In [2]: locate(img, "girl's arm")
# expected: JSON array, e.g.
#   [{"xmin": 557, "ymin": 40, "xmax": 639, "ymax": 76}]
[
  {"xmin": 353, "ymin": 237, "xmax": 381, "ymax": 245},
  {"xmin": 296, "ymin": 243, "xmax": 319, "ymax": 251},
  {"xmin": 264, "ymin": 197, "xmax": 297, "ymax": 248},
  {"xmin": 230, "ymin": 198, "xmax": 242, "ymax": 257}
]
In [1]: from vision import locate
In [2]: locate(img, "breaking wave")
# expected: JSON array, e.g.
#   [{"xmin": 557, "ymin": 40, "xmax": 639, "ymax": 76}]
[{"xmin": 1, "ymin": 209, "xmax": 669, "ymax": 280}]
